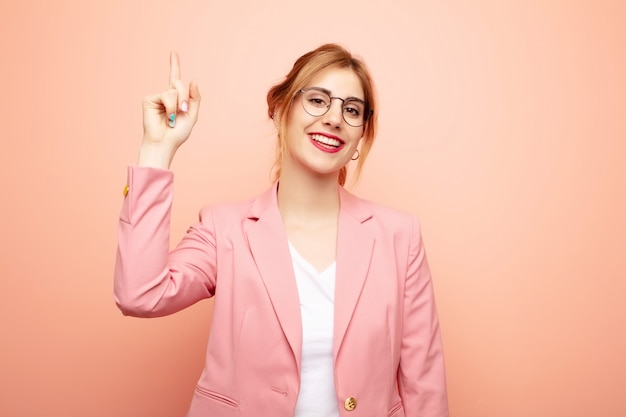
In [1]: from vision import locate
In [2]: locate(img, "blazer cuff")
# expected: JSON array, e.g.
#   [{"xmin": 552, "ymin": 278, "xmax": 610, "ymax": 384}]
[{"xmin": 119, "ymin": 165, "xmax": 173, "ymax": 224}]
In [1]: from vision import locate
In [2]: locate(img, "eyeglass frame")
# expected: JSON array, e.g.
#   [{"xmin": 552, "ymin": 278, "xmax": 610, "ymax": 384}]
[{"xmin": 297, "ymin": 87, "xmax": 373, "ymax": 127}]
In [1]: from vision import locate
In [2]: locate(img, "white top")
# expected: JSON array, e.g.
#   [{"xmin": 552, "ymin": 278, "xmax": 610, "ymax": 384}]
[{"xmin": 289, "ymin": 242, "xmax": 339, "ymax": 417}]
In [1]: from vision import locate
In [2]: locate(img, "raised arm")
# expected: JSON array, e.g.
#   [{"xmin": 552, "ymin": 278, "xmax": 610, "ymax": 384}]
[{"xmin": 114, "ymin": 53, "xmax": 215, "ymax": 318}]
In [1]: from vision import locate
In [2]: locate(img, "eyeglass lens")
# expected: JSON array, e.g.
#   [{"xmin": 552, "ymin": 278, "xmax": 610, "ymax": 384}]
[{"xmin": 301, "ymin": 89, "xmax": 366, "ymax": 127}]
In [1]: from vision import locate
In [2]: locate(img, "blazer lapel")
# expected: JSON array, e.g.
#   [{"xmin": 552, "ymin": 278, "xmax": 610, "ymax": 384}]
[
  {"xmin": 244, "ymin": 185, "xmax": 375, "ymax": 368},
  {"xmin": 245, "ymin": 184, "xmax": 303, "ymax": 371},
  {"xmin": 334, "ymin": 187, "xmax": 374, "ymax": 360}
]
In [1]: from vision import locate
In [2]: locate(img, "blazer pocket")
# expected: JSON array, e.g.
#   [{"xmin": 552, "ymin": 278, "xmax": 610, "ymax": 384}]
[
  {"xmin": 188, "ymin": 386, "xmax": 240, "ymax": 417},
  {"xmin": 387, "ymin": 401, "xmax": 405, "ymax": 417}
]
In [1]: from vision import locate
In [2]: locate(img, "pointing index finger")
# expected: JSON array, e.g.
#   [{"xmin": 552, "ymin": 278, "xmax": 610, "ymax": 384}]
[{"xmin": 169, "ymin": 51, "xmax": 181, "ymax": 85}]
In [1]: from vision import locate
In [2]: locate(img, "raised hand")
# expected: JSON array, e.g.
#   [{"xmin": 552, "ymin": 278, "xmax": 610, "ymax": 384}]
[{"xmin": 138, "ymin": 52, "xmax": 201, "ymax": 168}]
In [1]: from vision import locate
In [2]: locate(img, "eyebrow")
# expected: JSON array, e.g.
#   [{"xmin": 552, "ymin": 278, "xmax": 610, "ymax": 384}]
[{"xmin": 309, "ymin": 86, "xmax": 366, "ymax": 103}]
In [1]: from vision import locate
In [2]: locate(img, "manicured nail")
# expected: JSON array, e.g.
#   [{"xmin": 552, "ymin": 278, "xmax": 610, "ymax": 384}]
[
  {"xmin": 181, "ymin": 102, "xmax": 188, "ymax": 112},
  {"xmin": 168, "ymin": 113, "xmax": 175, "ymax": 128}
]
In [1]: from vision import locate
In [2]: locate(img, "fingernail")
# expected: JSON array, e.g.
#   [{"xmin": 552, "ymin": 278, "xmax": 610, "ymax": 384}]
[
  {"xmin": 181, "ymin": 102, "xmax": 188, "ymax": 112},
  {"xmin": 168, "ymin": 113, "xmax": 175, "ymax": 128}
]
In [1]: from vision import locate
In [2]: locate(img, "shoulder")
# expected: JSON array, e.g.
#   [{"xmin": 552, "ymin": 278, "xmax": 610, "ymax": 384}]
[
  {"xmin": 197, "ymin": 184, "xmax": 276, "ymax": 225},
  {"xmin": 198, "ymin": 198, "xmax": 253, "ymax": 225},
  {"xmin": 340, "ymin": 188, "xmax": 422, "ymax": 235}
]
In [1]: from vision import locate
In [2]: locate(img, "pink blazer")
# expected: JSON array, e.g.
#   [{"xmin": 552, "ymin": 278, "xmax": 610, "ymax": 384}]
[{"xmin": 114, "ymin": 166, "xmax": 448, "ymax": 417}]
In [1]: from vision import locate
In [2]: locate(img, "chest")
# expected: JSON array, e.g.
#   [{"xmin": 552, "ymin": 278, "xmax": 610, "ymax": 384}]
[{"xmin": 285, "ymin": 220, "xmax": 337, "ymax": 273}]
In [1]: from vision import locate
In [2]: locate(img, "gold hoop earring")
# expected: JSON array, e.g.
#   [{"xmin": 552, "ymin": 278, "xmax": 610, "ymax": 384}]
[{"xmin": 351, "ymin": 149, "xmax": 360, "ymax": 161}]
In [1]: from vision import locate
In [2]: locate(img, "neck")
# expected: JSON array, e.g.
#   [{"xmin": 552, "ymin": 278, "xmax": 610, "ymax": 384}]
[{"xmin": 277, "ymin": 166, "xmax": 341, "ymax": 224}]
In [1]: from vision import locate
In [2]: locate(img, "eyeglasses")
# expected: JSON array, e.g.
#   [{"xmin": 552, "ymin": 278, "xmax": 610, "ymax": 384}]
[{"xmin": 298, "ymin": 87, "xmax": 372, "ymax": 127}]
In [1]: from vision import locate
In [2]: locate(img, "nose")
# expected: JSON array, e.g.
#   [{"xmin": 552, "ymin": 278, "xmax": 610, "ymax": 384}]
[{"xmin": 322, "ymin": 99, "xmax": 344, "ymax": 128}]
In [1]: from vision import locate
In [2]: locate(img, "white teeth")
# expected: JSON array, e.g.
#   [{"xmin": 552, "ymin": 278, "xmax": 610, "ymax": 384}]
[{"xmin": 310, "ymin": 134, "xmax": 342, "ymax": 147}]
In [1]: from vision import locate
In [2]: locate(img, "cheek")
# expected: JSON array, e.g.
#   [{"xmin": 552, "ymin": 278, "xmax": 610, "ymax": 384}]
[
  {"xmin": 284, "ymin": 108, "xmax": 312, "ymax": 137},
  {"xmin": 352, "ymin": 132, "xmax": 364, "ymax": 147}
]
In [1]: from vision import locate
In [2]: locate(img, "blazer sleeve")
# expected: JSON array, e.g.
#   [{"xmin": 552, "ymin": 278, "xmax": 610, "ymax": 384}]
[
  {"xmin": 113, "ymin": 165, "xmax": 216, "ymax": 317},
  {"xmin": 398, "ymin": 217, "xmax": 449, "ymax": 417}
]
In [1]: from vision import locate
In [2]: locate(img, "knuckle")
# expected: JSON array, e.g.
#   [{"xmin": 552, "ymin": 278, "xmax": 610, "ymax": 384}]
[
  {"xmin": 163, "ymin": 89, "xmax": 177, "ymax": 103},
  {"xmin": 170, "ymin": 79, "xmax": 183, "ymax": 91}
]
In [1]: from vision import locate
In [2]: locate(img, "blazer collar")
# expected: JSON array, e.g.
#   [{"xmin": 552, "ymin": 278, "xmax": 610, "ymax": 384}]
[
  {"xmin": 245, "ymin": 183, "xmax": 375, "ymax": 366},
  {"xmin": 246, "ymin": 183, "xmax": 373, "ymax": 222}
]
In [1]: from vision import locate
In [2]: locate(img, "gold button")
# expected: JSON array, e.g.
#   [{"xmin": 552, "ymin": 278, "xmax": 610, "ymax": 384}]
[
  {"xmin": 123, "ymin": 184, "xmax": 129, "ymax": 197},
  {"xmin": 344, "ymin": 397, "xmax": 357, "ymax": 411}
]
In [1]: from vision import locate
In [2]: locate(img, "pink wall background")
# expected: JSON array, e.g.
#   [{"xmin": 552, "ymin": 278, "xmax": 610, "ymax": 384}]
[{"xmin": 1, "ymin": 1, "xmax": 624, "ymax": 416}]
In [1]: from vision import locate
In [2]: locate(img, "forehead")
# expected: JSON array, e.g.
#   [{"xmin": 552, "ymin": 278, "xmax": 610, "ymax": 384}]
[{"xmin": 306, "ymin": 68, "xmax": 364, "ymax": 100}]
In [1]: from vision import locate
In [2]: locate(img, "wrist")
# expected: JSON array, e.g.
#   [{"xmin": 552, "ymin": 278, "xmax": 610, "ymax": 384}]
[{"xmin": 137, "ymin": 142, "xmax": 178, "ymax": 169}]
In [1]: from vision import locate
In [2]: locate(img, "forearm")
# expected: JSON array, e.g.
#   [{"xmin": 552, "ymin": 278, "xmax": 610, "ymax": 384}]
[{"xmin": 114, "ymin": 165, "xmax": 175, "ymax": 316}]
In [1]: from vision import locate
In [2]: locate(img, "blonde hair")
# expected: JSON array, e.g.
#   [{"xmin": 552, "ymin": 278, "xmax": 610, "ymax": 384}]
[{"xmin": 266, "ymin": 44, "xmax": 378, "ymax": 186}]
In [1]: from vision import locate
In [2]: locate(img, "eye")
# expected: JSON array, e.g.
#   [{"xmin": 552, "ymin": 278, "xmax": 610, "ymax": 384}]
[
  {"xmin": 305, "ymin": 91, "xmax": 330, "ymax": 108},
  {"xmin": 344, "ymin": 106, "xmax": 360, "ymax": 116},
  {"xmin": 309, "ymin": 98, "xmax": 328, "ymax": 107},
  {"xmin": 343, "ymin": 100, "xmax": 364, "ymax": 118}
]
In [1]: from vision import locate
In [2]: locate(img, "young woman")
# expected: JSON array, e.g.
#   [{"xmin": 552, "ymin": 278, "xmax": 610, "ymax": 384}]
[{"xmin": 115, "ymin": 44, "xmax": 448, "ymax": 417}]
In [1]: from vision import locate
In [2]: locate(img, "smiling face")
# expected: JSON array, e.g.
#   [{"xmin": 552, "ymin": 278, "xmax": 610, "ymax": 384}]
[
  {"xmin": 282, "ymin": 67, "xmax": 365, "ymax": 180},
  {"xmin": 267, "ymin": 44, "xmax": 378, "ymax": 186}
]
